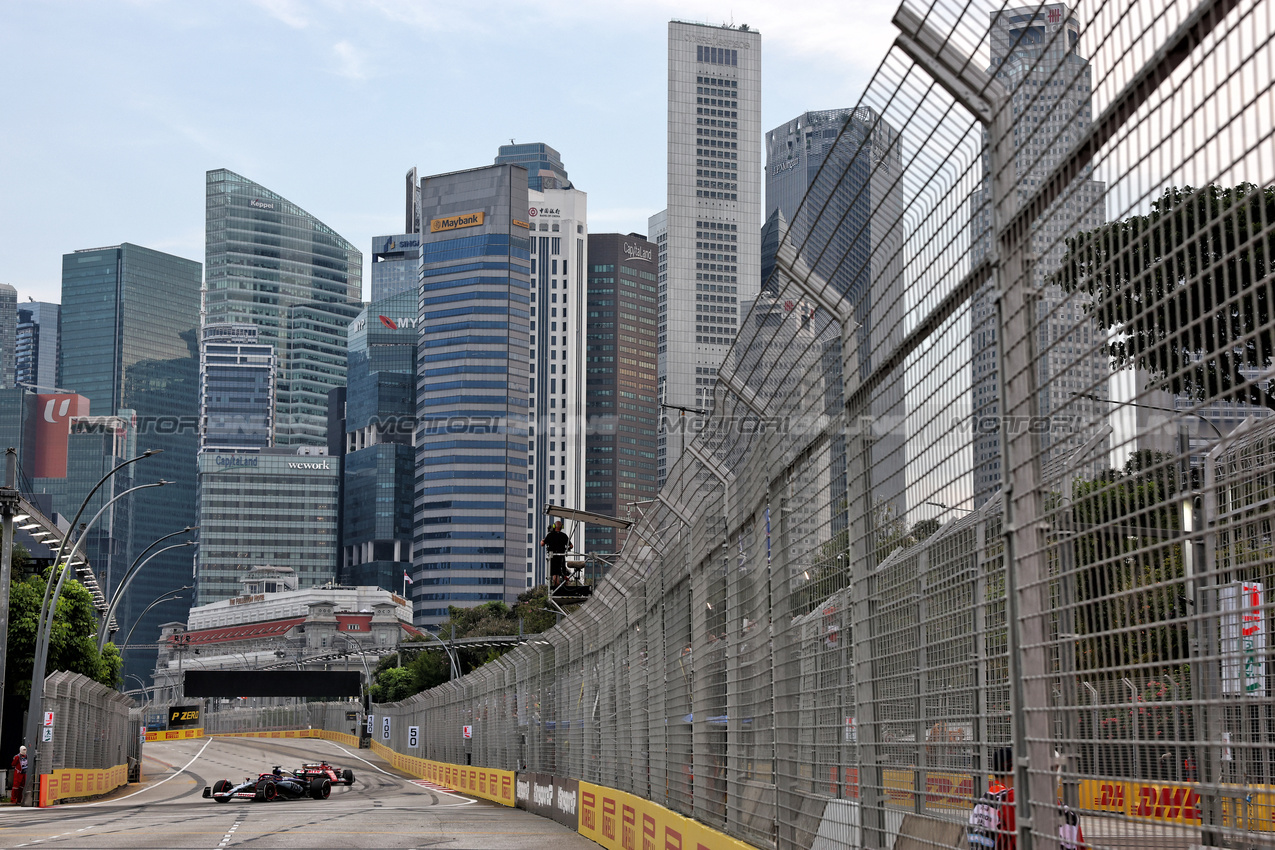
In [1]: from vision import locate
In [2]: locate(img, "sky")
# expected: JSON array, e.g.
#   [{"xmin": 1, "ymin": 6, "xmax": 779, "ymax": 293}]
[{"xmin": 0, "ymin": 0, "xmax": 900, "ymax": 305}]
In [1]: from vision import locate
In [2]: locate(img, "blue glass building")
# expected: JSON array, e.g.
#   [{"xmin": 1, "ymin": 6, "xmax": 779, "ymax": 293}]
[
  {"xmin": 494, "ymin": 143, "xmax": 571, "ymax": 191},
  {"xmin": 15, "ymin": 302, "xmax": 60, "ymax": 391},
  {"xmin": 59, "ymin": 243, "xmax": 201, "ymax": 680},
  {"xmin": 412, "ymin": 164, "xmax": 531, "ymax": 628},
  {"xmin": 200, "ymin": 323, "xmax": 274, "ymax": 451},
  {"xmin": 341, "ymin": 290, "xmax": 417, "ymax": 590},
  {"xmin": 205, "ymin": 169, "xmax": 363, "ymax": 447},
  {"xmin": 370, "ymin": 234, "xmax": 421, "ymax": 302}
]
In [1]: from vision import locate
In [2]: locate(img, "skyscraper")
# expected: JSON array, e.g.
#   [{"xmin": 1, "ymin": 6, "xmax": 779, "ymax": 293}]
[
  {"xmin": 204, "ymin": 169, "xmax": 363, "ymax": 447},
  {"xmin": 495, "ymin": 143, "xmax": 572, "ymax": 191},
  {"xmin": 199, "ymin": 323, "xmax": 274, "ymax": 452},
  {"xmin": 659, "ymin": 22, "xmax": 762, "ymax": 484},
  {"xmin": 60, "ymin": 243, "xmax": 201, "ymax": 678},
  {"xmin": 585, "ymin": 233, "xmax": 659, "ymax": 557},
  {"xmin": 15, "ymin": 302, "xmax": 59, "ymax": 391},
  {"xmin": 341, "ymin": 290, "xmax": 417, "ymax": 591},
  {"xmin": 0, "ymin": 284, "xmax": 16, "ymax": 388},
  {"xmin": 194, "ymin": 448, "xmax": 339, "ymax": 604},
  {"xmin": 971, "ymin": 3, "xmax": 1107, "ymax": 506},
  {"xmin": 412, "ymin": 164, "xmax": 531, "ymax": 628},
  {"xmin": 523, "ymin": 176, "xmax": 587, "ymax": 586},
  {"xmin": 370, "ymin": 233, "xmax": 422, "ymax": 302},
  {"xmin": 764, "ymin": 107, "xmax": 906, "ymax": 513}
]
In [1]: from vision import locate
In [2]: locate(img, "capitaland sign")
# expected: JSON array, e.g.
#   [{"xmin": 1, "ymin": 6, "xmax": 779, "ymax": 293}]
[
  {"xmin": 288, "ymin": 461, "xmax": 332, "ymax": 470},
  {"xmin": 622, "ymin": 242, "xmax": 653, "ymax": 263},
  {"xmin": 430, "ymin": 212, "xmax": 484, "ymax": 233},
  {"xmin": 214, "ymin": 455, "xmax": 259, "ymax": 468},
  {"xmin": 249, "ymin": 198, "xmax": 276, "ymax": 210}
]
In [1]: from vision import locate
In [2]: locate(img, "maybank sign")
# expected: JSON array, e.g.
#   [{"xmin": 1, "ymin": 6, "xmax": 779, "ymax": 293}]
[{"xmin": 430, "ymin": 212, "xmax": 484, "ymax": 233}]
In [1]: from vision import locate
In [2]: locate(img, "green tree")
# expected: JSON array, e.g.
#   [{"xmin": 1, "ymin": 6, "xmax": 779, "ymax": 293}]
[
  {"xmin": 6, "ymin": 564, "xmax": 121, "ymax": 698},
  {"xmin": 368, "ymin": 585, "xmax": 565, "ymax": 701},
  {"xmin": 1055, "ymin": 184, "xmax": 1275, "ymax": 409},
  {"xmin": 1069, "ymin": 452, "xmax": 1187, "ymax": 673}
]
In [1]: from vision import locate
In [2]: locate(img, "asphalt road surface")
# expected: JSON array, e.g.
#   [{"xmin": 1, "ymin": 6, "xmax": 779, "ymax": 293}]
[{"xmin": 0, "ymin": 736, "xmax": 598, "ymax": 850}]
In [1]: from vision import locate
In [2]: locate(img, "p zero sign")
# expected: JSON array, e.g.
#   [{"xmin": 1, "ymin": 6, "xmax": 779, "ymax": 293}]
[{"xmin": 430, "ymin": 212, "xmax": 484, "ymax": 233}]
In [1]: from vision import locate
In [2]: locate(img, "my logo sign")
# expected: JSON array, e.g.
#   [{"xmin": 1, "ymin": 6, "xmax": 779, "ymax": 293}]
[{"xmin": 378, "ymin": 315, "xmax": 419, "ymax": 330}]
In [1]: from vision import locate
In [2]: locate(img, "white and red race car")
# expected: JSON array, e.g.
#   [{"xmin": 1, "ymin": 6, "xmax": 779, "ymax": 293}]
[{"xmin": 292, "ymin": 761, "xmax": 355, "ymax": 786}]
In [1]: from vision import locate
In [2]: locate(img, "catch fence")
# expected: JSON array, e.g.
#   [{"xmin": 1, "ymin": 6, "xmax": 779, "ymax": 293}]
[
  {"xmin": 226, "ymin": 0, "xmax": 1274, "ymax": 847},
  {"xmin": 41, "ymin": 671, "xmax": 139, "ymax": 779}
]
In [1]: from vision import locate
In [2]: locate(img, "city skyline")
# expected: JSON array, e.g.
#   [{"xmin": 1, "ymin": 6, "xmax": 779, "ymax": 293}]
[{"xmin": 0, "ymin": 2, "xmax": 897, "ymax": 304}]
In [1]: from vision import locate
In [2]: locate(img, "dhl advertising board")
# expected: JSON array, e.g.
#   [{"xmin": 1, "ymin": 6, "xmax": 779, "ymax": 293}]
[
  {"xmin": 369, "ymin": 741, "xmax": 515, "ymax": 807},
  {"xmin": 578, "ymin": 782, "xmax": 757, "ymax": 850},
  {"xmin": 39, "ymin": 764, "xmax": 128, "ymax": 806}
]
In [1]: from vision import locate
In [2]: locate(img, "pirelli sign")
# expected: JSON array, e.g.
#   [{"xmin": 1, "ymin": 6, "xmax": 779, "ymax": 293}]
[{"xmin": 430, "ymin": 211, "xmax": 485, "ymax": 233}]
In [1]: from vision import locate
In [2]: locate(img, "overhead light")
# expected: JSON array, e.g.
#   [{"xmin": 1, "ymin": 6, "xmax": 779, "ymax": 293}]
[
  {"xmin": 13, "ymin": 514, "xmax": 29, "ymax": 522},
  {"xmin": 18, "ymin": 523, "xmax": 40, "ymax": 530}
]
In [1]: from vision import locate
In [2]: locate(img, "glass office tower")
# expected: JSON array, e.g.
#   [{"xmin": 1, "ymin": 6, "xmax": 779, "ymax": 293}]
[
  {"xmin": 0, "ymin": 284, "xmax": 16, "ymax": 387},
  {"xmin": 200, "ymin": 323, "xmax": 275, "ymax": 451},
  {"xmin": 60, "ymin": 243, "xmax": 201, "ymax": 679},
  {"xmin": 195, "ymin": 448, "xmax": 339, "ymax": 604},
  {"xmin": 341, "ymin": 290, "xmax": 417, "ymax": 591},
  {"xmin": 204, "ymin": 169, "xmax": 363, "ymax": 447},
  {"xmin": 412, "ymin": 164, "xmax": 531, "ymax": 628},
  {"xmin": 494, "ymin": 143, "xmax": 571, "ymax": 191},
  {"xmin": 15, "ymin": 302, "xmax": 60, "ymax": 391}
]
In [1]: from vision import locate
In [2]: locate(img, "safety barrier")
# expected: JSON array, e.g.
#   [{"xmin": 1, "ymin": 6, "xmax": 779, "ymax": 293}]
[{"xmin": 36, "ymin": 671, "xmax": 137, "ymax": 806}]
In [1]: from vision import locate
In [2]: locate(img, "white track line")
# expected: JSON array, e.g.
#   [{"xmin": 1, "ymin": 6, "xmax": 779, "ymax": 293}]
[
  {"xmin": 73, "ymin": 737, "xmax": 213, "ymax": 807},
  {"xmin": 316, "ymin": 740, "xmax": 474, "ymax": 803}
]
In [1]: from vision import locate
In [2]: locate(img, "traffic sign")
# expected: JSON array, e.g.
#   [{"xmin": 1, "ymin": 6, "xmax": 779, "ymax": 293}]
[
  {"xmin": 43, "ymin": 711, "xmax": 54, "ymax": 727},
  {"xmin": 41, "ymin": 727, "xmax": 53, "ymax": 743},
  {"xmin": 463, "ymin": 725, "xmax": 473, "ymax": 739},
  {"xmin": 382, "ymin": 716, "xmax": 391, "ymax": 740},
  {"xmin": 408, "ymin": 726, "xmax": 419, "ymax": 748}
]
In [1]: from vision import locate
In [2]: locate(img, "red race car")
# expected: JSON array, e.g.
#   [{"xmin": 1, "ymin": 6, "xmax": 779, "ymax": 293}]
[{"xmin": 293, "ymin": 761, "xmax": 355, "ymax": 786}]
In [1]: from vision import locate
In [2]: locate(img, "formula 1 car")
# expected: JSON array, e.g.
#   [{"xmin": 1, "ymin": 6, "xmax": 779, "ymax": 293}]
[
  {"xmin": 204, "ymin": 767, "xmax": 332, "ymax": 802},
  {"xmin": 292, "ymin": 761, "xmax": 355, "ymax": 786}
]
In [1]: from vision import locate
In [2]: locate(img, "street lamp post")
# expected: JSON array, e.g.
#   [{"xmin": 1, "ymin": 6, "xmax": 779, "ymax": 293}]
[
  {"xmin": 97, "ymin": 532, "xmax": 197, "ymax": 652},
  {"xmin": 118, "ymin": 585, "xmax": 193, "ymax": 661},
  {"xmin": 0, "ymin": 448, "xmax": 22, "ymax": 760},
  {"xmin": 21, "ymin": 450, "xmax": 161, "ymax": 806}
]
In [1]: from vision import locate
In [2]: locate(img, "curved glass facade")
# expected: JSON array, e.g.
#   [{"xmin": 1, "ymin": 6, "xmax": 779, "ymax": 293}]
[{"xmin": 205, "ymin": 169, "xmax": 362, "ymax": 446}]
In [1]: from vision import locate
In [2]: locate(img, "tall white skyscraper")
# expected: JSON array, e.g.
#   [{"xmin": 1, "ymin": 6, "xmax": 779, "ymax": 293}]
[
  {"xmin": 658, "ymin": 21, "xmax": 762, "ymax": 485},
  {"xmin": 971, "ymin": 3, "xmax": 1107, "ymax": 505},
  {"xmin": 524, "ymin": 183, "xmax": 587, "ymax": 587}
]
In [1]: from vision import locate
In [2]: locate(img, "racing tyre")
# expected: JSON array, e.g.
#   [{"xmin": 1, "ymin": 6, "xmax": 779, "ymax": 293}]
[
  {"xmin": 310, "ymin": 778, "xmax": 331, "ymax": 800},
  {"xmin": 259, "ymin": 780, "xmax": 278, "ymax": 802},
  {"xmin": 212, "ymin": 779, "xmax": 231, "ymax": 802},
  {"xmin": 342, "ymin": 769, "xmax": 355, "ymax": 786}
]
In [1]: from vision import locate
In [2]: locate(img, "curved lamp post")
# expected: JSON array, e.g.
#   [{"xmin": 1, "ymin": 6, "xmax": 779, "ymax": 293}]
[
  {"xmin": 21, "ymin": 450, "xmax": 161, "ymax": 805},
  {"xmin": 96, "ymin": 532, "xmax": 197, "ymax": 653},
  {"xmin": 117, "ymin": 584, "xmax": 193, "ymax": 659}
]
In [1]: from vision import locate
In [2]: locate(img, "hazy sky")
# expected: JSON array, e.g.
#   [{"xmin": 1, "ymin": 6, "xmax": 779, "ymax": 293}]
[{"xmin": 0, "ymin": 0, "xmax": 899, "ymax": 304}]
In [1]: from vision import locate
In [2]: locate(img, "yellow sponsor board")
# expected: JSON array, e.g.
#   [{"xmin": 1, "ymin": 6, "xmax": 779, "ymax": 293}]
[
  {"xmin": 39, "ymin": 763, "xmax": 128, "ymax": 806},
  {"xmin": 430, "ymin": 211, "xmax": 484, "ymax": 233},
  {"xmin": 144, "ymin": 727, "xmax": 204, "ymax": 742},
  {"xmin": 513, "ymin": 219, "xmax": 530, "ymax": 229},
  {"xmin": 578, "ymin": 781, "xmax": 757, "ymax": 850},
  {"xmin": 369, "ymin": 741, "xmax": 516, "ymax": 806}
]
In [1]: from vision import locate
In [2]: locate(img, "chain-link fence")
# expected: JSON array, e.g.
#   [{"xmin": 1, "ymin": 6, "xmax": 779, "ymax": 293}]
[
  {"xmin": 195, "ymin": 0, "xmax": 1272, "ymax": 847},
  {"xmin": 42, "ymin": 671, "xmax": 138, "ymax": 773}
]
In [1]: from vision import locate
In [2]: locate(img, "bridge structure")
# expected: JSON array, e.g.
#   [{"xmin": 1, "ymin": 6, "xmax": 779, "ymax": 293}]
[{"xmin": 20, "ymin": 2, "xmax": 1275, "ymax": 850}]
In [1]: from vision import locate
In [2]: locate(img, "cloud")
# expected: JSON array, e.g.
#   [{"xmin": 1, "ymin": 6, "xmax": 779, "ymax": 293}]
[
  {"xmin": 250, "ymin": 0, "xmax": 311, "ymax": 29},
  {"xmin": 332, "ymin": 40, "xmax": 369, "ymax": 80}
]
